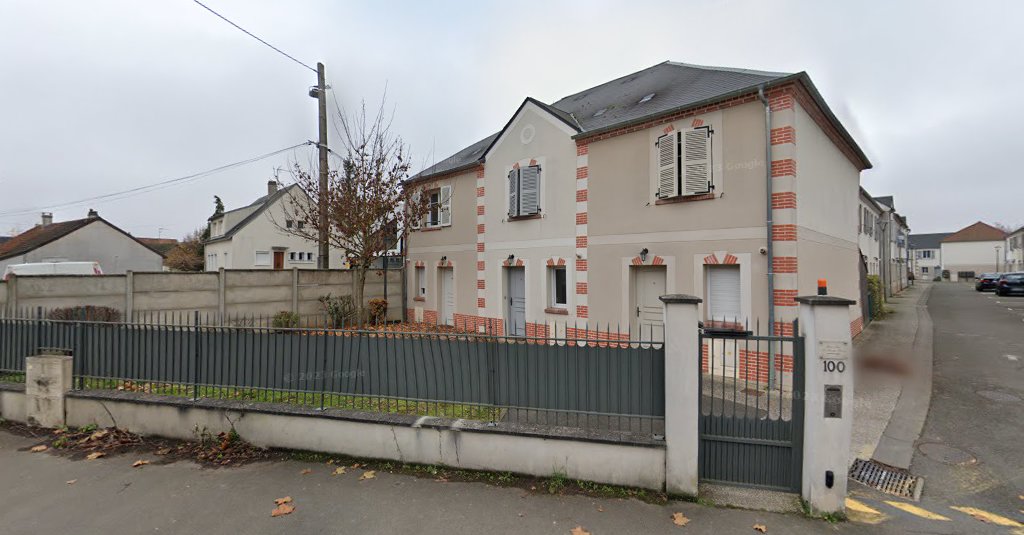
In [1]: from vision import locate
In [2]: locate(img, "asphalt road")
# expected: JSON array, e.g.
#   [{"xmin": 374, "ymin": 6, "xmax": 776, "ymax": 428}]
[{"xmin": 916, "ymin": 283, "xmax": 1024, "ymax": 523}]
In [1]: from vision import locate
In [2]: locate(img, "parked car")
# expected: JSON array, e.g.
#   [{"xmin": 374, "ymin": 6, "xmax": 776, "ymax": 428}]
[
  {"xmin": 975, "ymin": 273, "xmax": 1001, "ymax": 291},
  {"xmin": 996, "ymin": 272, "xmax": 1024, "ymax": 296},
  {"xmin": 2, "ymin": 261, "xmax": 103, "ymax": 281}
]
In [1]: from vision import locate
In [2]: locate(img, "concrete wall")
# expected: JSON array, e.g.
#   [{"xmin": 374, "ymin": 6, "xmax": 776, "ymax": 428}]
[
  {"xmin": 0, "ymin": 268, "xmax": 403, "ymax": 322},
  {"xmin": 62, "ymin": 393, "xmax": 666, "ymax": 490},
  {"xmin": 0, "ymin": 219, "xmax": 164, "ymax": 275},
  {"xmin": 941, "ymin": 240, "xmax": 1003, "ymax": 274}
]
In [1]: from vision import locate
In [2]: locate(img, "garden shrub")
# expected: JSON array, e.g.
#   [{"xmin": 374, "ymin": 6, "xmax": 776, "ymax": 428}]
[
  {"xmin": 271, "ymin": 311, "xmax": 300, "ymax": 329},
  {"xmin": 47, "ymin": 306, "xmax": 121, "ymax": 323},
  {"xmin": 368, "ymin": 298, "xmax": 388, "ymax": 325}
]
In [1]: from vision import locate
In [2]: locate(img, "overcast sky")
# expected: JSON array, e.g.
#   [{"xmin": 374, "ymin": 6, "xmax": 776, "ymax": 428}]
[{"xmin": 1, "ymin": 1, "xmax": 1021, "ymax": 239}]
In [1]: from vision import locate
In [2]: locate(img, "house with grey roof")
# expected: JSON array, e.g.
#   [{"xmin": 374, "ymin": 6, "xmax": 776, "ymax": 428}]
[
  {"xmin": 909, "ymin": 232, "xmax": 950, "ymax": 279},
  {"xmin": 405, "ymin": 60, "xmax": 872, "ymax": 343},
  {"xmin": 1006, "ymin": 225, "xmax": 1024, "ymax": 273},
  {"xmin": 203, "ymin": 181, "xmax": 346, "ymax": 270}
]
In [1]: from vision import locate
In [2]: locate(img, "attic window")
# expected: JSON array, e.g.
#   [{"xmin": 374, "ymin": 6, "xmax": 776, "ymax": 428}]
[
  {"xmin": 593, "ymin": 108, "xmax": 607, "ymax": 117},
  {"xmin": 639, "ymin": 93, "xmax": 656, "ymax": 104}
]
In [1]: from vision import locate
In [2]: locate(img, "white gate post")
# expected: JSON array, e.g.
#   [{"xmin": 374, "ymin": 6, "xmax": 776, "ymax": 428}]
[
  {"xmin": 796, "ymin": 294, "xmax": 856, "ymax": 514},
  {"xmin": 659, "ymin": 294, "xmax": 701, "ymax": 496}
]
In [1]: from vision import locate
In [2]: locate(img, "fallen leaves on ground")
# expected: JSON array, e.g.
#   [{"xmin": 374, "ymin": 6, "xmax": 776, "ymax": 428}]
[
  {"xmin": 154, "ymin": 448, "xmax": 171, "ymax": 455},
  {"xmin": 86, "ymin": 452, "xmax": 106, "ymax": 460},
  {"xmin": 753, "ymin": 524, "xmax": 767, "ymax": 533},
  {"xmin": 332, "ymin": 467, "xmax": 346, "ymax": 476},
  {"xmin": 596, "ymin": 506, "xmax": 604, "ymax": 513},
  {"xmin": 359, "ymin": 470, "xmax": 376, "ymax": 481},
  {"xmin": 672, "ymin": 512, "xmax": 690, "ymax": 526},
  {"xmin": 271, "ymin": 503, "xmax": 295, "ymax": 517},
  {"xmin": 30, "ymin": 445, "xmax": 48, "ymax": 452},
  {"xmin": 132, "ymin": 460, "xmax": 149, "ymax": 468},
  {"xmin": 66, "ymin": 479, "xmax": 77, "ymax": 485},
  {"xmin": 274, "ymin": 496, "xmax": 293, "ymax": 505},
  {"xmin": 300, "ymin": 468, "xmax": 312, "ymax": 475},
  {"xmin": 570, "ymin": 526, "xmax": 591, "ymax": 535}
]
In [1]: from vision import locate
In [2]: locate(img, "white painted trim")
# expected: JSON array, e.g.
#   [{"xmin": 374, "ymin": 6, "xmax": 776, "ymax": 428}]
[{"xmin": 485, "ymin": 237, "xmax": 575, "ymax": 250}]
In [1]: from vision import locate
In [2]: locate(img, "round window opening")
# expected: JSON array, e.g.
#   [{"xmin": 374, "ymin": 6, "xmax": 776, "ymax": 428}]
[{"xmin": 520, "ymin": 124, "xmax": 536, "ymax": 144}]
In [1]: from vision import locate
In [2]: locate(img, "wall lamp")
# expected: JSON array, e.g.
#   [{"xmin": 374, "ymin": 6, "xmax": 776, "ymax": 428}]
[
  {"xmin": 507, "ymin": 254, "xmax": 515, "ymax": 264},
  {"xmin": 440, "ymin": 255, "xmax": 447, "ymax": 264},
  {"xmin": 639, "ymin": 248, "xmax": 649, "ymax": 262}
]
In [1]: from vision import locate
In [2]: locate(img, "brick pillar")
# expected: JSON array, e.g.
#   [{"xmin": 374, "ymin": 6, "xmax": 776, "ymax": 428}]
[
  {"xmin": 25, "ymin": 349, "xmax": 74, "ymax": 427},
  {"xmin": 768, "ymin": 90, "xmax": 800, "ymax": 341},
  {"xmin": 475, "ymin": 165, "xmax": 487, "ymax": 325},
  {"xmin": 575, "ymin": 142, "xmax": 590, "ymax": 321},
  {"xmin": 659, "ymin": 294, "xmax": 702, "ymax": 496}
]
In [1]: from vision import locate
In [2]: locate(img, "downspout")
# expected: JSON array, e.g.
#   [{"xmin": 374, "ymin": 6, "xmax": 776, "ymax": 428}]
[{"xmin": 758, "ymin": 86, "xmax": 776, "ymax": 386}]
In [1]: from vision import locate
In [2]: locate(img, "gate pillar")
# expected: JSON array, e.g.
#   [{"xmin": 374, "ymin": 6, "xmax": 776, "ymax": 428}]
[
  {"xmin": 659, "ymin": 294, "xmax": 702, "ymax": 496},
  {"xmin": 796, "ymin": 294, "xmax": 856, "ymax": 514}
]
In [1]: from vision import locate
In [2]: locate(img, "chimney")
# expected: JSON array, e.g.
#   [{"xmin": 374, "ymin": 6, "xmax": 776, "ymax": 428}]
[
  {"xmin": 87, "ymin": 209, "xmax": 99, "ymax": 219},
  {"xmin": 41, "ymin": 212, "xmax": 53, "ymax": 227},
  {"xmin": 268, "ymin": 180, "xmax": 279, "ymax": 195}
]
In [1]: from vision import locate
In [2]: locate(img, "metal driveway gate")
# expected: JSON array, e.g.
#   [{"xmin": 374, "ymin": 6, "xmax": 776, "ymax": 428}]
[{"xmin": 698, "ymin": 322, "xmax": 804, "ymax": 491}]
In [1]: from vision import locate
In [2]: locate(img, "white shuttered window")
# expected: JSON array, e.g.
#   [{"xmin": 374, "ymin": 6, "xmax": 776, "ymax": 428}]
[
  {"xmin": 657, "ymin": 133, "xmax": 678, "ymax": 198},
  {"xmin": 508, "ymin": 165, "xmax": 541, "ymax": 217},
  {"xmin": 657, "ymin": 127, "xmax": 713, "ymax": 199},
  {"xmin": 707, "ymin": 265, "xmax": 741, "ymax": 324}
]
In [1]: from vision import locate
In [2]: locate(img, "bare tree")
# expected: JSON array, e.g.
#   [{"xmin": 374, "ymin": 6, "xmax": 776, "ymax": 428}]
[
  {"xmin": 165, "ymin": 229, "xmax": 205, "ymax": 272},
  {"xmin": 278, "ymin": 99, "xmax": 429, "ymax": 324}
]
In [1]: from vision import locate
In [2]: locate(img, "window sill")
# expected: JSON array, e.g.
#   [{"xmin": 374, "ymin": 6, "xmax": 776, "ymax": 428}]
[
  {"xmin": 704, "ymin": 320, "xmax": 744, "ymax": 331},
  {"xmin": 508, "ymin": 213, "xmax": 542, "ymax": 222},
  {"xmin": 655, "ymin": 192, "xmax": 715, "ymax": 205},
  {"xmin": 418, "ymin": 225, "xmax": 446, "ymax": 232},
  {"xmin": 413, "ymin": 296, "xmax": 425, "ymax": 302},
  {"xmin": 544, "ymin": 306, "xmax": 569, "ymax": 315}
]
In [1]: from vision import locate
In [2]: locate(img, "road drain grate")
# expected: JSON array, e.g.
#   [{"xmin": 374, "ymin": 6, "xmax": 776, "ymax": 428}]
[{"xmin": 849, "ymin": 458, "xmax": 922, "ymax": 499}]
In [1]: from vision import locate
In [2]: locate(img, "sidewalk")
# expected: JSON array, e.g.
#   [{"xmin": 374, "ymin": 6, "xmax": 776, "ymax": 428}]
[{"xmin": 850, "ymin": 282, "xmax": 933, "ymax": 469}]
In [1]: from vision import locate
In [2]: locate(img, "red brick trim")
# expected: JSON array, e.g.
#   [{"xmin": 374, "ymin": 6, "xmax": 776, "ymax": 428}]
[
  {"xmin": 477, "ymin": 205, "xmax": 485, "ymax": 215},
  {"xmin": 476, "ymin": 242, "xmax": 485, "ymax": 253},
  {"xmin": 851, "ymin": 317, "xmax": 864, "ymax": 338},
  {"xmin": 575, "ymin": 236, "xmax": 588, "ymax": 248},
  {"xmin": 576, "ymin": 166, "xmax": 589, "ymax": 179},
  {"xmin": 476, "ymin": 279, "xmax": 485, "ymax": 289},
  {"xmin": 576, "ymin": 143, "xmax": 589, "ymax": 156},
  {"xmin": 576, "ymin": 259, "xmax": 588, "ymax": 271},
  {"xmin": 476, "ymin": 186, "xmax": 485, "ymax": 197},
  {"xmin": 772, "ymin": 224, "xmax": 797, "ymax": 241},
  {"xmin": 545, "ymin": 257, "xmax": 567, "ymax": 267},
  {"xmin": 654, "ymin": 192, "xmax": 715, "ymax": 205},
  {"xmin": 770, "ymin": 93, "xmax": 793, "ymax": 111},
  {"xmin": 576, "ymin": 305, "xmax": 588, "ymax": 318},
  {"xmin": 770, "ymin": 126, "xmax": 796, "ymax": 145},
  {"xmin": 437, "ymin": 259, "xmax": 453, "ymax": 268},
  {"xmin": 576, "ymin": 282, "xmax": 588, "ymax": 295},
  {"xmin": 477, "ymin": 224, "xmax": 485, "ymax": 234},
  {"xmin": 477, "ymin": 260, "xmax": 485, "ymax": 271},
  {"xmin": 772, "ymin": 256, "xmax": 798, "ymax": 273},
  {"xmin": 575, "ymin": 212, "xmax": 588, "ymax": 225},
  {"xmin": 475, "ymin": 165, "xmax": 485, "ymax": 179},
  {"xmin": 774, "ymin": 289, "xmax": 798, "ymax": 306},
  {"xmin": 576, "ymin": 189, "xmax": 588, "ymax": 202},
  {"xmin": 771, "ymin": 159, "xmax": 797, "ymax": 178},
  {"xmin": 477, "ymin": 298, "xmax": 486, "ymax": 309},
  {"xmin": 773, "ymin": 322, "xmax": 795, "ymax": 337},
  {"xmin": 771, "ymin": 191, "xmax": 797, "ymax": 209},
  {"xmin": 652, "ymin": 256, "xmax": 665, "ymax": 266}
]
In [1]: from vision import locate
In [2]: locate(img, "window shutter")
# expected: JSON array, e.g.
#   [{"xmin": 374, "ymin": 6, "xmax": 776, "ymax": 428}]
[
  {"xmin": 508, "ymin": 169, "xmax": 519, "ymax": 217},
  {"xmin": 683, "ymin": 128, "xmax": 711, "ymax": 195},
  {"xmin": 439, "ymin": 185, "xmax": 452, "ymax": 226},
  {"xmin": 519, "ymin": 165, "xmax": 540, "ymax": 215},
  {"xmin": 657, "ymin": 133, "xmax": 678, "ymax": 198},
  {"xmin": 708, "ymin": 266, "xmax": 741, "ymax": 323}
]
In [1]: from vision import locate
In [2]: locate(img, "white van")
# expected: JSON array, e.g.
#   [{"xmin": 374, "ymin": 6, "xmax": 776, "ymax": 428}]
[{"xmin": 3, "ymin": 262, "xmax": 103, "ymax": 281}]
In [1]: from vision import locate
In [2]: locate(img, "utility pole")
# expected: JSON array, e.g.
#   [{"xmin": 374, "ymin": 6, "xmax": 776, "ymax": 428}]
[{"xmin": 315, "ymin": 62, "xmax": 330, "ymax": 269}]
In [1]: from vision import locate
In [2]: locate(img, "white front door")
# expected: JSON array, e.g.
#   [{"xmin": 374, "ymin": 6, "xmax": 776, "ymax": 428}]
[
  {"xmin": 632, "ymin": 267, "xmax": 666, "ymax": 339},
  {"xmin": 440, "ymin": 267, "xmax": 455, "ymax": 325},
  {"xmin": 506, "ymin": 267, "xmax": 526, "ymax": 336}
]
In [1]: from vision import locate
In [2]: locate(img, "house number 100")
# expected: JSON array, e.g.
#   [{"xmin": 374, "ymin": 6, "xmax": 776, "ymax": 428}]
[{"xmin": 822, "ymin": 360, "xmax": 846, "ymax": 373}]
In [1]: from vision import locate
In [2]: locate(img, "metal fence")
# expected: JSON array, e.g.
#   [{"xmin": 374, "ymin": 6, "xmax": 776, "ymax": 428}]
[{"xmin": 0, "ymin": 309, "xmax": 665, "ymax": 436}]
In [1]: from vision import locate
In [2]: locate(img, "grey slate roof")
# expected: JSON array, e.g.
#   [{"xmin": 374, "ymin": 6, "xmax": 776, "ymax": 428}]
[
  {"xmin": 411, "ymin": 61, "xmax": 869, "ymax": 181},
  {"xmin": 909, "ymin": 233, "xmax": 951, "ymax": 250},
  {"xmin": 872, "ymin": 196, "xmax": 895, "ymax": 210},
  {"xmin": 205, "ymin": 184, "xmax": 300, "ymax": 244}
]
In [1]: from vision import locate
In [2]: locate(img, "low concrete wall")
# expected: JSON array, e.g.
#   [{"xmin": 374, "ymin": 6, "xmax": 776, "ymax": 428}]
[
  {"xmin": 0, "ymin": 384, "xmax": 26, "ymax": 422},
  {"xmin": 64, "ymin": 391, "xmax": 666, "ymax": 490},
  {"xmin": 0, "ymin": 268, "xmax": 404, "ymax": 322}
]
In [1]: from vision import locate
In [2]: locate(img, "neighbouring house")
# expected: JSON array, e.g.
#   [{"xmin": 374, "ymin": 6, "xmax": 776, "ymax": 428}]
[
  {"xmin": 404, "ymin": 61, "xmax": 871, "ymax": 341},
  {"xmin": 870, "ymin": 196, "xmax": 911, "ymax": 296},
  {"xmin": 1006, "ymin": 226, "xmax": 1024, "ymax": 273},
  {"xmin": 940, "ymin": 221, "xmax": 1007, "ymax": 279},
  {"xmin": 0, "ymin": 236, "xmax": 11, "ymax": 246},
  {"xmin": 909, "ymin": 233, "xmax": 950, "ymax": 280},
  {"xmin": 204, "ymin": 181, "xmax": 345, "ymax": 270},
  {"xmin": 857, "ymin": 189, "xmax": 883, "ymax": 277},
  {"xmin": 0, "ymin": 210, "xmax": 165, "ymax": 274},
  {"xmin": 137, "ymin": 237, "xmax": 179, "ymax": 257}
]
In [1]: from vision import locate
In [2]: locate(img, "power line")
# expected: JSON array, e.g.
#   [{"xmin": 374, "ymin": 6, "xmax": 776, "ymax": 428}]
[
  {"xmin": 192, "ymin": 0, "xmax": 317, "ymax": 74},
  {"xmin": 0, "ymin": 142, "xmax": 314, "ymax": 219}
]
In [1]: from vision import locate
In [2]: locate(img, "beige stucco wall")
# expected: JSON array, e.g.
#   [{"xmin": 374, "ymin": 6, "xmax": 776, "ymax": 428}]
[
  {"xmin": 941, "ymin": 240, "xmax": 1003, "ymax": 274},
  {"xmin": 587, "ymin": 102, "xmax": 769, "ymax": 328},
  {"xmin": 793, "ymin": 103, "xmax": 862, "ymax": 322},
  {"xmin": 405, "ymin": 167, "xmax": 479, "ymax": 319},
  {"xmin": 857, "ymin": 198, "xmax": 882, "ymax": 275},
  {"xmin": 0, "ymin": 220, "xmax": 164, "ymax": 275}
]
